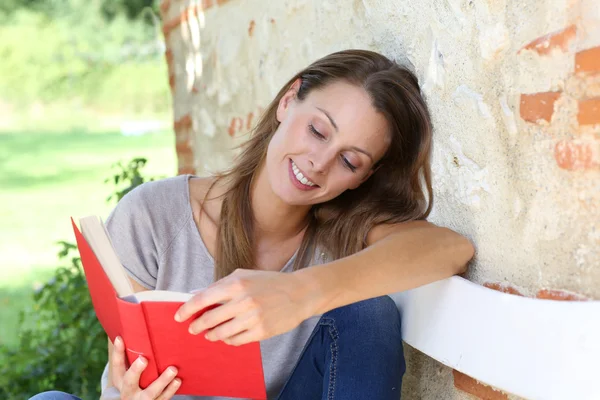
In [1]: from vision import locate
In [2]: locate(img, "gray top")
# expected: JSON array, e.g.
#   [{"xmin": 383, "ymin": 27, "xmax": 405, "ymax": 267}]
[{"xmin": 100, "ymin": 174, "xmax": 324, "ymax": 400}]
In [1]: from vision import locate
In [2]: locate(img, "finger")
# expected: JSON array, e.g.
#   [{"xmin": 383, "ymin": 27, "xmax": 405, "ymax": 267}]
[
  {"xmin": 175, "ymin": 285, "xmax": 232, "ymax": 322},
  {"xmin": 156, "ymin": 377, "xmax": 182, "ymax": 400},
  {"xmin": 188, "ymin": 297, "xmax": 253, "ymax": 335},
  {"xmin": 222, "ymin": 328, "xmax": 260, "ymax": 347},
  {"xmin": 143, "ymin": 366, "xmax": 179, "ymax": 399},
  {"xmin": 204, "ymin": 309, "xmax": 256, "ymax": 342},
  {"xmin": 121, "ymin": 356, "xmax": 147, "ymax": 395},
  {"xmin": 111, "ymin": 336, "xmax": 127, "ymax": 389}
]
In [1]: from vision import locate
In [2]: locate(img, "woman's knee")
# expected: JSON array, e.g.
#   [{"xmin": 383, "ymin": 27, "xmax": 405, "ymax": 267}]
[
  {"xmin": 323, "ymin": 295, "xmax": 402, "ymax": 337},
  {"xmin": 28, "ymin": 391, "xmax": 81, "ymax": 400}
]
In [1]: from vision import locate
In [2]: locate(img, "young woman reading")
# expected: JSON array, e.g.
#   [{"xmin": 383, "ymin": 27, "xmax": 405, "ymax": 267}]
[{"xmin": 31, "ymin": 49, "xmax": 474, "ymax": 400}]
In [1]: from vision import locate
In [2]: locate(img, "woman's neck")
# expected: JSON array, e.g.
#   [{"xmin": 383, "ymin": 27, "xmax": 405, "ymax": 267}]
[{"xmin": 250, "ymin": 164, "xmax": 312, "ymax": 244}]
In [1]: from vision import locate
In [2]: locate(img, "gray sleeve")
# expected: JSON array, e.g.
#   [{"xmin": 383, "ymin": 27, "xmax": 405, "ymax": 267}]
[{"xmin": 105, "ymin": 183, "xmax": 160, "ymax": 290}]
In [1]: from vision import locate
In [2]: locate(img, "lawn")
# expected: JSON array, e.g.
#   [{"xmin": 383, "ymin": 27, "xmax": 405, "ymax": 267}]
[{"xmin": 0, "ymin": 127, "xmax": 177, "ymax": 349}]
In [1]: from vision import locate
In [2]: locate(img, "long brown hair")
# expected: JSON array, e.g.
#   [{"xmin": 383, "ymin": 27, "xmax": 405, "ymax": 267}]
[{"xmin": 209, "ymin": 49, "xmax": 433, "ymax": 280}]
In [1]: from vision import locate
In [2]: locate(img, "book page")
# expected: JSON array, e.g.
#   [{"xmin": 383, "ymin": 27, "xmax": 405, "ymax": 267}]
[
  {"xmin": 126, "ymin": 290, "xmax": 194, "ymax": 303},
  {"xmin": 79, "ymin": 216, "xmax": 135, "ymax": 297}
]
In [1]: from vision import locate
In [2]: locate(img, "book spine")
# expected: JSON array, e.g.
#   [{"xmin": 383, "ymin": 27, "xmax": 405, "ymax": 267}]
[{"xmin": 116, "ymin": 298, "xmax": 159, "ymax": 388}]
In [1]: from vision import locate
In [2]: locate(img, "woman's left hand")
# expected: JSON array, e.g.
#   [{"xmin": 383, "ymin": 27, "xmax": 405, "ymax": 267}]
[{"xmin": 174, "ymin": 269, "xmax": 321, "ymax": 346}]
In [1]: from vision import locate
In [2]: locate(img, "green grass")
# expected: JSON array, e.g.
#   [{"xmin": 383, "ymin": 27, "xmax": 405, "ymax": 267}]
[{"xmin": 0, "ymin": 127, "xmax": 177, "ymax": 349}]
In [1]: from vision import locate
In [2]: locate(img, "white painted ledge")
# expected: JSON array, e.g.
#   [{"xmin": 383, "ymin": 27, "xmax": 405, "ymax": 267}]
[{"xmin": 391, "ymin": 276, "xmax": 600, "ymax": 400}]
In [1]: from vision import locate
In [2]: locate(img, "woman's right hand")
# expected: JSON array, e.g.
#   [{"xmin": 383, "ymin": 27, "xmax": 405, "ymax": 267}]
[{"xmin": 111, "ymin": 336, "xmax": 181, "ymax": 400}]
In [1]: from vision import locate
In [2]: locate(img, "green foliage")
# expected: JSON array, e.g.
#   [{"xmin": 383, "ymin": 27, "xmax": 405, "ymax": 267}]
[
  {"xmin": 0, "ymin": 157, "xmax": 160, "ymax": 400},
  {"xmin": 1, "ymin": 0, "xmax": 159, "ymax": 22},
  {"xmin": 0, "ymin": 0, "xmax": 169, "ymax": 114},
  {"xmin": 0, "ymin": 248, "xmax": 106, "ymax": 399},
  {"xmin": 105, "ymin": 157, "xmax": 161, "ymax": 203}
]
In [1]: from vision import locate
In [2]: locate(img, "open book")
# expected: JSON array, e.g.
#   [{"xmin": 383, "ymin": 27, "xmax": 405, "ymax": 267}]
[{"xmin": 72, "ymin": 216, "xmax": 266, "ymax": 399}]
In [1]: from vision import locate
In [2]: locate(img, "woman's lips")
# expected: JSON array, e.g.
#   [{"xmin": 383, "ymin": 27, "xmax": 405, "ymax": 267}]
[{"xmin": 288, "ymin": 159, "xmax": 319, "ymax": 191}]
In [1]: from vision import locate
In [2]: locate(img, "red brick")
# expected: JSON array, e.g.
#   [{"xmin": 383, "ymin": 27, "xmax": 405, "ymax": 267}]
[
  {"xmin": 453, "ymin": 370, "xmax": 508, "ymax": 400},
  {"xmin": 228, "ymin": 117, "xmax": 243, "ymax": 137},
  {"xmin": 175, "ymin": 141, "xmax": 193, "ymax": 155},
  {"xmin": 248, "ymin": 20, "xmax": 256, "ymax": 37},
  {"xmin": 165, "ymin": 49, "xmax": 173, "ymax": 68},
  {"xmin": 174, "ymin": 114, "xmax": 192, "ymax": 132},
  {"xmin": 575, "ymin": 46, "xmax": 600, "ymax": 74},
  {"xmin": 578, "ymin": 98, "xmax": 600, "ymax": 126},
  {"xmin": 162, "ymin": 2, "xmax": 213, "ymax": 36},
  {"xmin": 519, "ymin": 25, "xmax": 577, "ymax": 55},
  {"xmin": 484, "ymin": 282, "xmax": 524, "ymax": 296},
  {"xmin": 246, "ymin": 112, "xmax": 254, "ymax": 130},
  {"xmin": 177, "ymin": 146, "xmax": 195, "ymax": 170},
  {"xmin": 520, "ymin": 92, "xmax": 561, "ymax": 123},
  {"xmin": 169, "ymin": 73, "xmax": 175, "ymax": 91},
  {"xmin": 178, "ymin": 166, "xmax": 196, "ymax": 175},
  {"xmin": 554, "ymin": 140, "xmax": 599, "ymax": 171},
  {"xmin": 537, "ymin": 289, "xmax": 590, "ymax": 301},
  {"xmin": 159, "ymin": 0, "xmax": 171, "ymax": 14}
]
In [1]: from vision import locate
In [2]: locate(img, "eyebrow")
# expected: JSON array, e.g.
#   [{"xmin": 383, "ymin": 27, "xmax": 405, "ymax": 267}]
[{"xmin": 315, "ymin": 106, "xmax": 374, "ymax": 162}]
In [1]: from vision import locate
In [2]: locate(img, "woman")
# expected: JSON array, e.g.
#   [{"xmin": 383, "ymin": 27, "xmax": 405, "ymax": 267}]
[{"xmin": 31, "ymin": 49, "xmax": 474, "ymax": 400}]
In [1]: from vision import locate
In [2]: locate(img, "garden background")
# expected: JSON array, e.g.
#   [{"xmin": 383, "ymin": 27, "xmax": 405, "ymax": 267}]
[{"xmin": 0, "ymin": 1, "xmax": 175, "ymax": 397}]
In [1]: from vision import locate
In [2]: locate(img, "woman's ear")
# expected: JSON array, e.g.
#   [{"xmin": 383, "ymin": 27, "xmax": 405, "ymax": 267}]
[{"xmin": 276, "ymin": 78, "xmax": 302, "ymax": 123}]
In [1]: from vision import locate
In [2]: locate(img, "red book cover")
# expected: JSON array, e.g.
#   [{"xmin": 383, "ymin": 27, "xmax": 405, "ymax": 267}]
[{"xmin": 71, "ymin": 218, "xmax": 267, "ymax": 399}]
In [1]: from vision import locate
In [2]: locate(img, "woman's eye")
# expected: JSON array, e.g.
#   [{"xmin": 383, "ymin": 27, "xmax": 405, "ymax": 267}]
[
  {"xmin": 309, "ymin": 124, "xmax": 356, "ymax": 172},
  {"xmin": 342, "ymin": 156, "xmax": 357, "ymax": 172},
  {"xmin": 308, "ymin": 124, "xmax": 325, "ymax": 139}
]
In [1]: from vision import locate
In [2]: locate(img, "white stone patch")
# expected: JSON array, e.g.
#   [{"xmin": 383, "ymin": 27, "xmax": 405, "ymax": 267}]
[
  {"xmin": 576, "ymin": 228, "xmax": 600, "ymax": 271},
  {"xmin": 513, "ymin": 195, "xmax": 523, "ymax": 218},
  {"xmin": 452, "ymin": 85, "xmax": 492, "ymax": 118},
  {"xmin": 185, "ymin": 56, "xmax": 196, "ymax": 92},
  {"xmin": 445, "ymin": 0, "xmax": 467, "ymax": 26},
  {"xmin": 575, "ymin": 244, "xmax": 593, "ymax": 272},
  {"xmin": 217, "ymin": 85, "xmax": 231, "ymax": 106},
  {"xmin": 286, "ymin": 0, "xmax": 308, "ymax": 14},
  {"xmin": 474, "ymin": 1, "xmax": 509, "ymax": 60},
  {"xmin": 432, "ymin": 136, "xmax": 491, "ymax": 208},
  {"xmin": 499, "ymin": 95, "xmax": 518, "ymax": 145},
  {"xmin": 422, "ymin": 38, "xmax": 445, "ymax": 94},
  {"xmin": 198, "ymin": 108, "xmax": 216, "ymax": 137}
]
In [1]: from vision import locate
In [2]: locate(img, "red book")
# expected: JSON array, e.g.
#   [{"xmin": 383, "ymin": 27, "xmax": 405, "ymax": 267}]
[{"xmin": 71, "ymin": 217, "xmax": 267, "ymax": 399}]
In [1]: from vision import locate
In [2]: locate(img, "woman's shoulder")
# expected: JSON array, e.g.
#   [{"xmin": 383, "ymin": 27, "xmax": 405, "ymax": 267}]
[
  {"xmin": 106, "ymin": 174, "xmax": 194, "ymax": 241},
  {"xmin": 118, "ymin": 174, "xmax": 191, "ymax": 213}
]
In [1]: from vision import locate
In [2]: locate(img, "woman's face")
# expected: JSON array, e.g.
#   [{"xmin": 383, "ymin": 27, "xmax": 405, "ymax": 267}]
[{"xmin": 265, "ymin": 79, "xmax": 391, "ymax": 206}]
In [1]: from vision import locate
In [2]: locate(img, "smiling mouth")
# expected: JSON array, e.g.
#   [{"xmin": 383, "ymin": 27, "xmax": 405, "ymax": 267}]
[{"xmin": 289, "ymin": 159, "xmax": 319, "ymax": 188}]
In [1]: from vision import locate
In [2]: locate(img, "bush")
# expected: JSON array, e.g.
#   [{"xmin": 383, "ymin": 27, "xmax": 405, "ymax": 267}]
[{"xmin": 0, "ymin": 157, "xmax": 160, "ymax": 400}]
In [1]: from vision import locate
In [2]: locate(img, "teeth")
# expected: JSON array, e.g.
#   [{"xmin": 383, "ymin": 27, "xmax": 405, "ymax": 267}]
[{"xmin": 291, "ymin": 160, "xmax": 316, "ymax": 187}]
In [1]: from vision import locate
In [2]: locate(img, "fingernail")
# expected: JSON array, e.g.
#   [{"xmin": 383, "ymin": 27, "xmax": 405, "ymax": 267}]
[
  {"xmin": 114, "ymin": 337, "xmax": 122, "ymax": 346},
  {"xmin": 205, "ymin": 333, "xmax": 213, "ymax": 341},
  {"xmin": 174, "ymin": 312, "xmax": 181, "ymax": 322},
  {"xmin": 174, "ymin": 378, "xmax": 181, "ymax": 386},
  {"xmin": 136, "ymin": 356, "xmax": 147, "ymax": 366},
  {"xmin": 188, "ymin": 326, "xmax": 197, "ymax": 335},
  {"xmin": 168, "ymin": 367, "xmax": 178, "ymax": 375}
]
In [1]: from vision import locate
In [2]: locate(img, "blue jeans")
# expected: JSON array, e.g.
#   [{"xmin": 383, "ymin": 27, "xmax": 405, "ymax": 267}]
[{"xmin": 30, "ymin": 296, "xmax": 405, "ymax": 400}]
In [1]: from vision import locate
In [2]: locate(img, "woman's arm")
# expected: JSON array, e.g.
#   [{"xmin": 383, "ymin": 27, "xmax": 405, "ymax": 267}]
[
  {"xmin": 176, "ymin": 221, "xmax": 474, "ymax": 346},
  {"xmin": 296, "ymin": 220, "xmax": 474, "ymax": 315}
]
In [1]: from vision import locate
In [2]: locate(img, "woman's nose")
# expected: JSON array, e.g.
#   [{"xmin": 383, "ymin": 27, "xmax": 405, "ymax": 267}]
[{"xmin": 309, "ymin": 152, "xmax": 333, "ymax": 174}]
